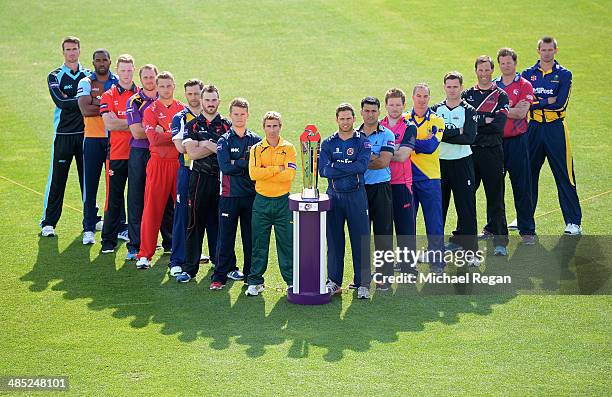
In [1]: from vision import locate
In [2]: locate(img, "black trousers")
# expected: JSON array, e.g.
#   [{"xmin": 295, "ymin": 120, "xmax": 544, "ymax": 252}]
[
  {"xmin": 473, "ymin": 145, "xmax": 508, "ymax": 246},
  {"xmin": 41, "ymin": 133, "xmax": 84, "ymax": 228},
  {"xmin": 183, "ymin": 171, "xmax": 219, "ymax": 277},
  {"xmin": 101, "ymin": 159, "xmax": 128, "ymax": 249},
  {"xmin": 440, "ymin": 155, "xmax": 478, "ymax": 253},
  {"xmin": 212, "ymin": 195, "xmax": 254, "ymax": 284},
  {"xmin": 365, "ymin": 182, "xmax": 394, "ymax": 282},
  {"xmin": 127, "ymin": 147, "xmax": 172, "ymax": 252}
]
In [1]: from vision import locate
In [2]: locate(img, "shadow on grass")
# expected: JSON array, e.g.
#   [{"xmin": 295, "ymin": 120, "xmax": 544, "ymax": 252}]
[{"xmin": 20, "ymin": 234, "xmax": 608, "ymax": 361}]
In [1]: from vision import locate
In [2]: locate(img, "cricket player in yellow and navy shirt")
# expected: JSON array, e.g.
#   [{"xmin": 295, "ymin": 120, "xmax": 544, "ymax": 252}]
[
  {"xmin": 521, "ymin": 36, "xmax": 582, "ymax": 235},
  {"xmin": 407, "ymin": 83, "xmax": 446, "ymax": 272}
]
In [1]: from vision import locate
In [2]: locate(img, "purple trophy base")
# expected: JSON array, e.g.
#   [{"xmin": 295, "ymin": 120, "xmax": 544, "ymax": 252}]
[{"xmin": 287, "ymin": 193, "xmax": 331, "ymax": 305}]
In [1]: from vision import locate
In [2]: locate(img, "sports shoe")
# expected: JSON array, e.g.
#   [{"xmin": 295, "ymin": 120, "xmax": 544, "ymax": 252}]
[
  {"xmin": 478, "ymin": 228, "xmax": 494, "ymax": 240},
  {"xmin": 95, "ymin": 220, "xmax": 103, "ymax": 231},
  {"xmin": 357, "ymin": 286, "xmax": 370, "ymax": 299},
  {"xmin": 200, "ymin": 254, "xmax": 210, "ymax": 263},
  {"xmin": 41, "ymin": 225, "xmax": 55, "ymax": 237},
  {"xmin": 348, "ymin": 282, "xmax": 358, "ymax": 290},
  {"xmin": 376, "ymin": 282, "xmax": 390, "ymax": 292},
  {"xmin": 125, "ymin": 250, "xmax": 138, "ymax": 261},
  {"xmin": 508, "ymin": 219, "xmax": 518, "ymax": 231},
  {"xmin": 101, "ymin": 243, "xmax": 115, "ymax": 254},
  {"xmin": 169, "ymin": 265, "xmax": 182, "ymax": 277},
  {"xmin": 209, "ymin": 281, "xmax": 225, "ymax": 290},
  {"xmin": 493, "ymin": 246, "xmax": 508, "ymax": 256},
  {"xmin": 430, "ymin": 264, "xmax": 445, "ymax": 274},
  {"xmin": 227, "ymin": 270, "xmax": 244, "ymax": 281},
  {"xmin": 136, "ymin": 257, "xmax": 150, "ymax": 270},
  {"xmin": 82, "ymin": 231, "xmax": 95, "ymax": 245},
  {"xmin": 326, "ymin": 280, "xmax": 342, "ymax": 295},
  {"xmin": 521, "ymin": 235, "xmax": 536, "ymax": 245},
  {"xmin": 176, "ymin": 272, "xmax": 192, "ymax": 283},
  {"xmin": 467, "ymin": 257, "xmax": 482, "ymax": 267},
  {"xmin": 444, "ymin": 242, "xmax": 463, "ymax": 252},
  {"xmin": 245, "ymin": 284, "xmax": 264, "ymax": 296},
  {"xmin": 564, "ymin": 223, "xmax": 582, "ymax": 235},
  {"xmin": 117, "ymin": 230, "xmax": 130, "ymax": 242}
]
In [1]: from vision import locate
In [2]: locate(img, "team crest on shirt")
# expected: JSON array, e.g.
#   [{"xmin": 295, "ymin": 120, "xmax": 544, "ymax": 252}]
[
  {"xmin": 364, "ymin": 141, "xmax": 372, "ymax": 149},
  {"xmin": 347, "ymin": 148, "xmax": 354, "ymax": 156},
  {"xmin": 513, "ymin": 89, "xmax": 519, "ymax": 95}
]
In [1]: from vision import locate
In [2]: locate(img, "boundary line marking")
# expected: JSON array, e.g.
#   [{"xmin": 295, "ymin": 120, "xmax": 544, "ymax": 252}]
[{"xmin": 0, "ymin": 174, "xmax": 83, "ymax": 213}]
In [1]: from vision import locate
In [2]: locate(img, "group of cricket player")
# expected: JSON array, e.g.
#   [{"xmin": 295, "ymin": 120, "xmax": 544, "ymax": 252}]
[{"xmin": 40, "ymin": 35, "xmax": 581, "ymax": 299}]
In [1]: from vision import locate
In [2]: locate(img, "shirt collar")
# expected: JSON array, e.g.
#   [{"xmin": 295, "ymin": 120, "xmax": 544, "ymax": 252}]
[
  {"xmin": 261, "ymin": 135, "xmax": 287, "ymax": 148},
  {"xmin": 116, "ymin": 82, "xmax": 138, "ymax": 95}
]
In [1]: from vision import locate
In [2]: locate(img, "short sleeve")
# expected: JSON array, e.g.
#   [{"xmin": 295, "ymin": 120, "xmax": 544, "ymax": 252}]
[
  {"xmin": 99, "ymin": 89, "xmax": 113, "ymax": 115},
  {"xmin": 125, "ymin": 95, "xmax": 141, "ymax": 126},
  {"xmin": 76, "ymin": 78, "xmax": 91, "ymax": 98}
]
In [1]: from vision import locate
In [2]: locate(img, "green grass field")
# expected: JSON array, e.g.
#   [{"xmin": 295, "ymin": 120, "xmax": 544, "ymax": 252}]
[{"xmin": 0, "ymin": 0, "xmax": 610, "ymax": 395}]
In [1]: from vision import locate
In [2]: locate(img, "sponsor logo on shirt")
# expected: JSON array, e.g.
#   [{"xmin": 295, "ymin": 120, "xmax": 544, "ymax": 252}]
[{"xmin": 534, "ymin": 87, "xmax": 554, "ymax": 95}]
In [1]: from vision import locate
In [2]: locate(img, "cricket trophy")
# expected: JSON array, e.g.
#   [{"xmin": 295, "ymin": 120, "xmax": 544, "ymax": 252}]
[{"xmin": 287, "ymin": 125, "xmax": 332, "ymax": 305}]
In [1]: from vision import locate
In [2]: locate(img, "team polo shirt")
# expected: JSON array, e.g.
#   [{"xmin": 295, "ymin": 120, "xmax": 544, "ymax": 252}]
[
  {"xmin": 249, "ymin": 137, "xmax": 297, "ymax": 197},
  {"xmin": 406, "ymin": 109, "xmax": 444, "ymax": 181},
  {"xmin": 521, "ymin": 60, "xmax": 572, "ymax": 123},
  {"xmin": 380, "ymin": 116, "xmax": 417, "ymax": 188},
  {"xmin": 100, "ymin": 83, "xmax": 138, "ymax": 160},
  {"xmin": 319, "ymin": 131, "xmax": 372, "ymax": 193},
  {"xmin": 183, "ymin": 113, "xmax": 232, "ymax": 176},
  {"xmin": 126, "ymin": 90, "xmax": 158, "ymax": 148},
  {"xmin": 171, "ymin": 107, "xmax": 198, "ymax": 167},
  {"xmin": 494, "ymin": 74, "xmax": 534, "ymax": 138},
  {"xmin": 430, "ymin": 100, "xmax": 477, "ymax": 160},
  {"xmin": 217, "ymin": 129, "xmax": 262, "ymax": 197},
  {"xmin": 143, "ymin": 99, "xmax": 185, "ymax": 159},
  {"xmin": 76, "ymin": 72, "xmax": 118, "ymax": 138},
  {"xmin": 48, "ymin": 63, "xmax": 90, "ymax": 134},
  {"xmin": 357, "ymin": 123, "xmax": 395, "ymax": 184}
]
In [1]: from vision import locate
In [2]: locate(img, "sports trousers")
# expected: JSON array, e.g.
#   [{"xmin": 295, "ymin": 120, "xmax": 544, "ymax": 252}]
[
  {"xmin": 247, "ymin": 193, "xmax": 292, "ymax": 286},
  {"xmin": 528, "ymin": 119, "xmax": 582, "ymax": 227},
  {"xmin": 137, "ymin": 156, "xmax": 178, "ymax": 260},
  {"xmin": 182, "ymin": 171, "xmax": 219, "ymax": 278},
  {"xmin": 41, "ymin": 133, "xmax": 84, "ymax": 228},
  {"xmin": 473, "ymin": 145, "xmax": 508, "ymax": 247},
  {"xmin": 127, "ymin": 147, "xmax": 172, "ymax": 253},
  {"xmin": 503, "ymin": 133, "xmax": 535, "ymax": 236},
  {"xmin": 101, "ymin": 158, "xmax": 128, "ymax": 249},
  {"xmin": 440, "ymin": 155, "xmax": 478, "ymax": 253},
  {"xmin": 412, "ymin": 178, "xmax": 444, "ymax": 265},
  {"xmin": 327, "ymin": 188, "xmax": 371, "ymax": 287},
  {"xmin": 213, "ymin": 195, "xmax": 254, "ymax": 284},
  {"xmin": 169, "ymin": 166, "xmax": 191, "ymax": 267},
  {"xmin": 391, "ymin": 183, "xmax": 417, "ymax": 271},
  {"xmin": 365, "ymin": 182, "xmax": 394, "ymax": 281}
]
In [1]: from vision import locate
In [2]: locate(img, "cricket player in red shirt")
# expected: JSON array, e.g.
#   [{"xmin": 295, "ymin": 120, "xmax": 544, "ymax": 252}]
[{"xmin": 136, "ymin": 72, "xmax": 185, "ymax": 269}]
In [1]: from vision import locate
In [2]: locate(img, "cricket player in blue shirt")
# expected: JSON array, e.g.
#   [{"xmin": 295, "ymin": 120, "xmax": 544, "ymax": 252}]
[{"xmin": 320, "ymin": 103, "xmax": 372, "ymax": 299}]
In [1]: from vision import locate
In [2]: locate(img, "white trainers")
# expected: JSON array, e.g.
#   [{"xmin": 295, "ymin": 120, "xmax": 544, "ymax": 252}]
[
  {"xmin": 468, "ymin": 257, "xmax": 482, "ymax": 267},
  {"xmin": 564, "ymin": 223, "xmax": 582, "ymax": 235},
  {"xmin": 95, "ymin": 220, "xmax": 104, "ymax": 231},
  {"xmin": 245, "ymin": 284, "xmax": 265, "ymax": 296},
  {"xmin": 82, "ymin": 231, "xmax": 95, "ymax": 245},
  {"xmin": 117, "ymin": 230, "xmax": 130, "ymax": 242},
  {"xmin": 508, "ymin": 219, "xmax": 518, "ymax": 231},
  {"xmin": 136, "ymin": 257, "xmax": 150, "ymax": 270},
  {"xmin": 41, "ymin": 225, "xmax": 55, "ymax": 237},
  {"xmin": 357, "ymin": 286, "xmax": 370, "ymax": 299},
  {"xmin": 169, "ymin": 265, "xmax": 182, "ymax": 277},
  {"xmin": 326, "ymin": 280, "xmax": 342, "ymax": 295}
]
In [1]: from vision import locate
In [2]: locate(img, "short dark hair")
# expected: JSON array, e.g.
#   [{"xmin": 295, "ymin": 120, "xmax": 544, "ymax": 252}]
[
  {"xmin": 184, "ymin": 79, "xmax": 204, "ymax": 91},
  {"xmin": 229, "ymin": 97, "xmax": 249, "ymax": 113},
  {"xmin": 335, "ymin": 103, "xmax": 355, "ymax": 117},
  {"xmin": 538, "ymin": 36, "xmax": 557, "ymax": 49},
  {"xmin": 475, "ymin": 55, "xmax": 494, "ymax": 70},
  {"xmin": 412, "ymin": 83, "xmax": 430, "ymax": 96},
  {"xmin": 92, "ymin": 48, "xmax": 110, "ymax": 60},
  {"xmin": 156, "ymin": 71, "xmax": 175, "ymax": 84},
  {"xmin": 384, "ymin": 88, "xmax": 406, "ymax": 105},
  {"xmin": 62, "ymin": 36, "xmax": 80, "ymax": 50},
  {"xmin": 497, "ymin": 47, "xmax": 517, "ymax": 63},
  {"xmin": 201, "ymin": 84, "xmax": 219, "ymax": 98},
  {"xmin": 360, "ymin": 96, "xmax": 380, "ymax": 110},
  {"xmin": 443, "ymin": 71, "xmax": 463, "ymax": 85}
]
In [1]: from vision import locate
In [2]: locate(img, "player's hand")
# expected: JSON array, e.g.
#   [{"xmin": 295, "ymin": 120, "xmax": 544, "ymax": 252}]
[
  {"xmin": 155, "ymin": 125, "xmax": 164, "ymax": 133},
  {"xmin": 485, "ymin": 117, "xmax": 494, "ymax": 124},
  {"xmin": 547, "ymin": 96, "xmax": 557, "ymax": 105},
  {"xmin": 230, "ymin": 160, "xmax": 235, "ymax": 165},
  {"xmin": 278, "ymin": 165, "xmax": 285, "ymax": 172}
]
